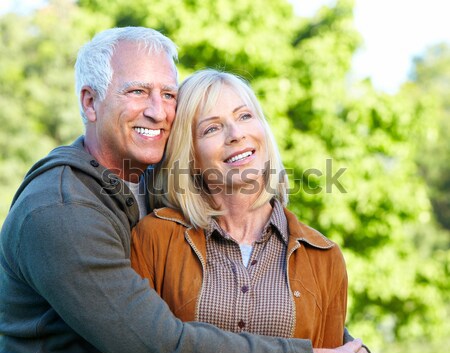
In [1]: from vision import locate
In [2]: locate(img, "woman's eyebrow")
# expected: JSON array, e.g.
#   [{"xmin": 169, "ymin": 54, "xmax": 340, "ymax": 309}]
[{"xmin": 233, "ymin": 104, "xmax": 246, "ymax": 113}]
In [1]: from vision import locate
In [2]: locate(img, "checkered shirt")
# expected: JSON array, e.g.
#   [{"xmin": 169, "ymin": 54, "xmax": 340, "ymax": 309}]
[{"xmin": 198, "ymin": 199, "xmax": 294, "ymax": 337}]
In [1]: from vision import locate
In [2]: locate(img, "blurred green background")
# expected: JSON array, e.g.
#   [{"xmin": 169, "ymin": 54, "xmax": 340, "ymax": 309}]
[{"xmin": 0, "ymin": 0, "xmax": 449, "ymax": 352}]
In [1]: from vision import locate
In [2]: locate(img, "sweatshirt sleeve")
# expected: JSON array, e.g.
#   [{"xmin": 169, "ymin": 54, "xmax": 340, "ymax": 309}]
[{"xmin": 17, "ymin": 202, "xmax": 313, "ymax": 353}]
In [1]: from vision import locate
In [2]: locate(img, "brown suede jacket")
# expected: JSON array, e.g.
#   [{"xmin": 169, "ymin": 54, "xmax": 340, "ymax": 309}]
[{"xmin": 131, "ymin": 206, "xmax": 348, "ymax": 348}]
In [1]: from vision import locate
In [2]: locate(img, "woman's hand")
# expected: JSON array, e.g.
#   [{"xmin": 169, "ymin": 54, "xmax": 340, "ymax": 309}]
[{"xmin": 313, "ymin": 338, "xmax": 366, "ymax": 353}]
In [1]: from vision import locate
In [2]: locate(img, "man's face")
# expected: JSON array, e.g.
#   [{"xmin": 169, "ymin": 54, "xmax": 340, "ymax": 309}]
[{"xmin": 85, "ymin": 41, "xmax": 178, "ymax": 181}]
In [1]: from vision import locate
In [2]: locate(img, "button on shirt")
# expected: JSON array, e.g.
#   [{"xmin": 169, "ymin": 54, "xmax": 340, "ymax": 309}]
[{"xmin": 197, "ymin": 199, "xmax": 294, "ymax": 337}]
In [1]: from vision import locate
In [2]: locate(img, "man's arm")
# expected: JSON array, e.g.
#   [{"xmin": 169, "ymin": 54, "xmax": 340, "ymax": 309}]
[{"xmin": 18, "ymin": 203, "xmax": 313, "ymax": 353}]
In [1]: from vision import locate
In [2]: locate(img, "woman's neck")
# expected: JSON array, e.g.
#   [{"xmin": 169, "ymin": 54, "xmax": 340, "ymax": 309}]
[{"xmin": 214, "ymin": 193, "xmax": 273, "ymax": 245}]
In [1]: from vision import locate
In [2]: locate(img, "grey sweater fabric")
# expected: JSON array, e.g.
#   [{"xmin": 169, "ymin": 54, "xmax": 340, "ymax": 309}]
[{"xmin": 0, "ymin": 136, "xmax": 313, "ymax": 353}]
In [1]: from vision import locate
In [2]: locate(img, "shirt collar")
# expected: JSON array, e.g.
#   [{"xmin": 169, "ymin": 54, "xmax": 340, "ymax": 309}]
[{"xmin": 205, "ymin": 199, "xmax": 289, "ymax": 245}]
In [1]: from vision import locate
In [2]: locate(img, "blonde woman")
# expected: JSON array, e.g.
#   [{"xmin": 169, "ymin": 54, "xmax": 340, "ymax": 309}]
[{"xmin": 131, "ymin": 69, "xmax": 366, "ymax": 353}]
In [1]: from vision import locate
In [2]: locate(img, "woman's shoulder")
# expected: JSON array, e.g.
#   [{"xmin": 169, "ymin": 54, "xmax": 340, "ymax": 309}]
[
  {"xmin": 132, "ymin": 207, "xmax": 190, "ymax": 240},
  {"xmin": 283, "ymin": 207, "xmax": 337, "ymax": 250},
  {"xmin": 152, "ymin": 207, "xmax": 191, "ymax": 226},
  {"xmin": 139, "ymin": 207, "xmax": 189, "ymax": 225}
]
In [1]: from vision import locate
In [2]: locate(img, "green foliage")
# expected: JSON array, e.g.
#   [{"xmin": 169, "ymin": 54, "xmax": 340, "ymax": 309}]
[
  {"xmin": 409, "ymin": 43, "xmax": 450, "ymax": 230},
  {"xmin": 394, "ymin": 43, "xmax": 450, "ymax": 353},
  {"xmin": 0, "ymin": 0, "xmax": 112, "ymax": 216},
  {"xmin": 0, "ymin": 12, "xmax": 55, "ymax": 217},
  {"xmin": 1, "ymin": 0, "xmax": 449, "ymax": 352}
]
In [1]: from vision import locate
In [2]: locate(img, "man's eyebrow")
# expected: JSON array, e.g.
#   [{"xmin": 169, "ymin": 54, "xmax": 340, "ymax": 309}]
[
  {"xmin": 117, "ymin": 81, "xmax": 178, "ymax": 94},
  {"xmin": 117, "ymin": 81, "xmax": 152, "ymax": 94},
  {"xmin": 162, "ymin": 84, "xmax": 178, "ymax": 93}
]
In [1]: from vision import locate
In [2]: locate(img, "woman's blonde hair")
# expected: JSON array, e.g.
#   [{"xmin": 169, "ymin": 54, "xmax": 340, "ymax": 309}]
[{"xmin": 152, "ymin": 69, "xmax": 288, "ymax": 228}]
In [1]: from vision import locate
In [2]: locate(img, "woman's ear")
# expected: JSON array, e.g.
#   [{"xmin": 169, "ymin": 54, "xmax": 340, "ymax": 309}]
[{"xmin": 80, "ymin": 86, "xmax": 97, "ymax": 123}]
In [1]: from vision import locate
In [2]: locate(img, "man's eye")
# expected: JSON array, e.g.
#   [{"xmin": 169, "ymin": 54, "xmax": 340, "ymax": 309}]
[
  {"xmin": 130, "ymin": 89, "xmax": 144, "ymax": 95},
  {"xmin": 163, "ymin": 93, "xmax": 176, "ymax": 100}
]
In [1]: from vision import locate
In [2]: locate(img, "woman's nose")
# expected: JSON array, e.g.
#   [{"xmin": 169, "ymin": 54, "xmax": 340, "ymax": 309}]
[{"xmin": 225, "ymin": 122, "xmax": 245, "ymax": 144}]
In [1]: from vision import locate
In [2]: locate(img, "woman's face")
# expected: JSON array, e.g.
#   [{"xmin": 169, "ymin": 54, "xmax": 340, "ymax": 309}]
[{"xmin": 193, "ymin": 84, "xmax": 268, "ymax": 192}]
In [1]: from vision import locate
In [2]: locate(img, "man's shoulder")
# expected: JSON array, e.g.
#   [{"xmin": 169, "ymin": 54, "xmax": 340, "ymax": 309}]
[
  {"xmin": 2, "ymin": 163, "xmax": 132, "ymax": 255},
  {"xmin": 11, "ymin": 135, "xmax": 112, "ymax": 212},
  {"xmin": 4, "ymin": 168, "xmax": 101, "ymax": 236},
  {"xmin": 13, "ymin": 163, "xmax": 98, "ymax": 207},
  {"xmin": 4, "ymin": 135, "xmax": 139, "ymax": 239},
  {"xmin": 6, "ymin": 158, "xmax": 123, "ymax": 238}
]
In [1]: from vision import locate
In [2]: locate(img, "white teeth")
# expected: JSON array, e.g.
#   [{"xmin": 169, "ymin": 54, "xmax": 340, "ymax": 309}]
[
  {"xmin": 226, "ymin": 151, "xmax": 253, "ymax": 163},
  {"xmin": 134, "ymin": 127, "xmax": 160, "ymax": 137}
]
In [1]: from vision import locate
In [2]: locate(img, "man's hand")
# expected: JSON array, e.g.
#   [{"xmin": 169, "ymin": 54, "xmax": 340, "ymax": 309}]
[{"xmin": 313, "ymin": 338, "xmax": 364, "ymax": 353}]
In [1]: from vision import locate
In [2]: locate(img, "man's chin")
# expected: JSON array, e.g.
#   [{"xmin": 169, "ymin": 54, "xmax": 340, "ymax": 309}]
[{"xmin": 142, "ymin": 154, "xmax": 165, "ymax": 167}]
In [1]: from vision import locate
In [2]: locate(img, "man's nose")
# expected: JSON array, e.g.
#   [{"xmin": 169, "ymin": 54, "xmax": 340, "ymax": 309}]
[{"xmin": 143, "ymin": 93, "xmax": 166, "ymax": 122}]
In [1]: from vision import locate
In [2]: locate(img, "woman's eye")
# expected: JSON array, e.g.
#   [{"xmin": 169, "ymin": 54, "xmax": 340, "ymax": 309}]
[
  {"xmin": 240, "ymin": 113, "xmax": 253, "ymax": 120},
  {"xmin": 204, "ymin": 126, "xmax": 219, "ymax": 135}
]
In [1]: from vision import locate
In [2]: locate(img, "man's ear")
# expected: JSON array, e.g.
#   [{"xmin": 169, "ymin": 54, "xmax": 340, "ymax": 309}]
[{"xmin": 80, "ymin": 86, "xmax": 97, "ymax": 123}]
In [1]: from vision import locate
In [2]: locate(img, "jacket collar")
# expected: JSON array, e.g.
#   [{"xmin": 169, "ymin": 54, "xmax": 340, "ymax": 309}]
[
  {"xmin": 204, "ymin": 199, "xmax": 289, "ymax": 245},
  {"xmin": 283, "ymin": 208, "xmax": 334, "ymax": 249},
  {"xmin": 153, "ymin": 207, "xmax": 192, "ymax": 228},
  {"xmin": 153, "ymin": 206, "xmax": 335, "ymax": 250}
]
